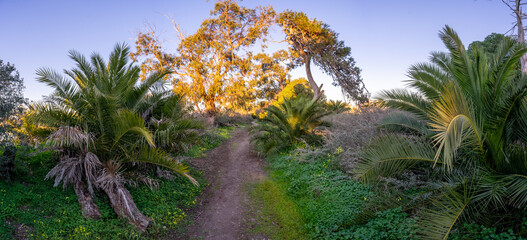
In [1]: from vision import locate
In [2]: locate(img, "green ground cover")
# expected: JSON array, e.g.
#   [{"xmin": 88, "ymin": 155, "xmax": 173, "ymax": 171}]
[{"xmin": 0, "ymin": 127, "xmax": 232, "ymax": 239}]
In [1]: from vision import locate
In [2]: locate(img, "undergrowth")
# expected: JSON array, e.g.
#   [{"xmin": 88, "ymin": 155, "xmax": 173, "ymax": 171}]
[
  {"xmin": 265, "ymin": 150, "xmax": 417, "ymax": 239},
  {"xmin": 0, "ymin": 126, "xmax": 233, "ymax": 239}
]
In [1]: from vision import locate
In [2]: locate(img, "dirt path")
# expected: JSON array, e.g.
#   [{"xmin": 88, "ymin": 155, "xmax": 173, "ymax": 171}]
[{"xmin": 185, "ymin": 128, "xmax": 267, "ymax": 240}]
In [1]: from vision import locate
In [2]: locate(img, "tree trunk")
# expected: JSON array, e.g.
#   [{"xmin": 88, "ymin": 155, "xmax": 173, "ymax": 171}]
[
  {"xmin": 73, "ymin": 181, "xmax": 101, "ymax": 220},
  {"xmin": 515, "ymin": 0, "xmax": 527, "ymax": 73},
  {"xmin": 204, "ymin": 97, "xmax": 217, "ymax": 126},
  {"xmin": 304, "ymin": 55, "xmax": 323, "ymax": 99},
  {"xmin": 102, "ymin": 182, "xmax": 150, "ymax": 232}
]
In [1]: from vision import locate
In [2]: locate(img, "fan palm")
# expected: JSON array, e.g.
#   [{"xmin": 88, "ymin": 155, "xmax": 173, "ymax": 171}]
[
  {"xmin": 27, "ymin": 43, "xmax": 197, "ymax": 231},
  {"xmin": 251, "ymin": 96, "xmax": 330, "ymax": 155},
  {"xmin": 354, "ymin": 26, "xmax": 527, "ymax": 239}
]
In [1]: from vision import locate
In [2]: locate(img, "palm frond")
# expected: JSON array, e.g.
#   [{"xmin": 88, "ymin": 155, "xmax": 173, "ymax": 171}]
[
  {"xmin": 377, "ymin": 89, "xmax": 430, "ymax": 119},
  {"xmin": 378, "ymin": 111, "xmax": 431, "ymax": 135},
  {"xmin": 418, "ymin": 187, "xmax": 472, "ymax": 240},
  {"xmin": 130, "ymin": 147, "xmax": 198, "ymax": 186},
  {"xmin": 354, "ymin": 135, "xmax": 436, "ymax": 184},
  {"xmin": 427, "ymin": 83, "xmax": 483, "ymax": 171}
]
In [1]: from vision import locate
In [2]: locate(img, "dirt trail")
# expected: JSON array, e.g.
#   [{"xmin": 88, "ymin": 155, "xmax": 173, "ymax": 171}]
[{"xmin": 185, "ymin": 128, "xmax": 267, "ymax": 240}]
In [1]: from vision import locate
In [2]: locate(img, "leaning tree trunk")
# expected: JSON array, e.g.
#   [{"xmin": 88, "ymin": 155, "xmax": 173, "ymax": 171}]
[
  {"xmin": 304, "ymin": 55, "xmax": 323, "ymax": 99},
  {"xmin": 102, "ymin": 182, "xmax": 150, "ymax": 231},
  {"xmin": 73, "ymin": 181, "xmax": 101, "ymax": 220}
]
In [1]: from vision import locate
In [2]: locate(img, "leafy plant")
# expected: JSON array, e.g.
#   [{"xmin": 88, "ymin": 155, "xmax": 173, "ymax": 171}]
[
  {"xmin": 251, "ymin": 96, "xmax": 330, "ymax": 155},
  {"xmin": 355, "ymin": 25, "xmax": 527, "ymax": 239}
]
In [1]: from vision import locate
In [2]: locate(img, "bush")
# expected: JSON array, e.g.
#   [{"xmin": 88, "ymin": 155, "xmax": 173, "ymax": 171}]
[
  {"xmin": 0, "ymin": 145, "xmax": 16, "ymax": 182},
  {"xmin": 322, "ymin": 107, "xmax": 388, "ymax": 173},
  {"xmin": 0, "ymin": 145, "xmax": 34, "ymax": 182}
]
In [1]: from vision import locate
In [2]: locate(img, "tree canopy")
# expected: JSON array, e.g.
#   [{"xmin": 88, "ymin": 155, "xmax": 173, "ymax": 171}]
[
  {"xmin": 278, "ymin": 10, "xmax": 369, "ymax": 103},
  {"xmin": 0, "ymin": 60, "xmax": 26, "ymax": 143},
  {"xmin": 133, "ymin": 0, "xmax": 276, "ymax": 116},
  {"xmin": 133, "ymin": 1, "xmax": 369, "ymax": 118}
]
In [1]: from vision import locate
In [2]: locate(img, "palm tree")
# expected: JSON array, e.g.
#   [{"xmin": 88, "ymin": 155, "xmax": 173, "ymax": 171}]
[
  {"xmin": 138, "ymin": 92, "xmax": 203, "ymax": 154},
  {"xmin": 325, "ymin": 99, "xmax": 351, "ymax": 114},
  {"xmin": 251, "ymin": 96, "xmax": 330, "ymax": 155},
  {"xmin": 28, "ymin": 44, "xmax": 197, "ymax": 231},
  {"xmin": 354, "ymin": 26, "xmax": 527, "ymax": 239}
]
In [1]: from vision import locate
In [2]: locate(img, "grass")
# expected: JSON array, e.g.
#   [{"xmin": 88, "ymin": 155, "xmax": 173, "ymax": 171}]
[
  {"xmin": 263, "ymin": 149, "xmax": 418, "ymax": 240},
  {"xmin": 0, "ymin": 126, "xmax": 233, "ymax": 239},
  {"xmin": 182, "ymin": 126, "xmax": 234, "ymax": 158},
  {"xmin": 246, "ymin": 179, "xmax": 308, "ymax": 240}
]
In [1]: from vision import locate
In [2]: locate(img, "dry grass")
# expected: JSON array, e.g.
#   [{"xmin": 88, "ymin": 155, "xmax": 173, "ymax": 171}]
[{"xmin": 323, "ymin": 107, "xmax": 390, "ymax": 174}]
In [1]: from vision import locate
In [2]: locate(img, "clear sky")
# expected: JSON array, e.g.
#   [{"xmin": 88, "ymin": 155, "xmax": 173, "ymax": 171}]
[{"xmin": 0, "ymin": 0, "xmax": 513, "ymax": 102}]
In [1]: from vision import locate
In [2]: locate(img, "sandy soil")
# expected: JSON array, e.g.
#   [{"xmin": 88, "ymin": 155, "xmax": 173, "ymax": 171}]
[{"xmin": 185, "ymin": 129, "xmax": 268, "ymax": 240}]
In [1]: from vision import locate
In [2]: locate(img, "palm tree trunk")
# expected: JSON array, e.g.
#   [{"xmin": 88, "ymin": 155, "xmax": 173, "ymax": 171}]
[
  {"xmin": 304, "ymin": 55, "xmax": 323, "ymax": 99},
  {"xmin": 102, "ymin": 182, "xmax": 150, "ymax": 231},
  {"xmin": 73, "ymin": 181, "xmax": 101, "ymax": 220}
]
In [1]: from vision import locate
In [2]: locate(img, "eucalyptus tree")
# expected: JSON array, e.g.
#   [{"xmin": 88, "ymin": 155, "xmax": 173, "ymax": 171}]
[
  {"xmin": 133, "ymin": 0, "xmax": 275, "ymax": 117},
  {"xmin": 28, "ymin": 44, "xmax": 196, "ymax": 231},
  {"xmin": 355, "ymin": 26, "xmax": 527, "ymax": 239},
  {"xmin": 278, "ymin": 11, "xmax": 369, "ymax": 103}
]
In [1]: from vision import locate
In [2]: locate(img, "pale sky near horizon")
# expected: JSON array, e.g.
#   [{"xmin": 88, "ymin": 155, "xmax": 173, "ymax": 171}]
[{"xmin": 0, "ymin": 0, "xmax": 514, "ymax": 102}]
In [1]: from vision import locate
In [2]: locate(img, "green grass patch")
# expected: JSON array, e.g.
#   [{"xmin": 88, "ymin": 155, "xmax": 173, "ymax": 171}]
[
  {"xmin": 0, "ymin": 149, "xmax": 205, "ymax": 239},
  {"xmin": 248, "ymin": 179, "xmax": 307, "ymax": 240},
  {"xmin": 265, "ymin": 150, "xmax": 417, "ymax": 239}
]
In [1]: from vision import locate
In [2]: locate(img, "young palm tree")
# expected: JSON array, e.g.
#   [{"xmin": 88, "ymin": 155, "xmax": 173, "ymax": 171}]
[
  {"xmin": 251, "ymin": 96, "xmax": 330, "ymax": 155},
  {"xmin": 354, "ymin": 26, "xmax": 527, "ymax": 239},
  {"xmin": 28, "ymin": 44, "xmax": 197, "ymax": 231},
  {"xmin": 325, "ymin": 99, "xmax": 351, "ymax": 114}
]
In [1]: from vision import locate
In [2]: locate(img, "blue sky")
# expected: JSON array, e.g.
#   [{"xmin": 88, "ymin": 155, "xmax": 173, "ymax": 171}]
[{"xmin": 0, "ymin": 0, "xmax": 513, "ymax": 101}]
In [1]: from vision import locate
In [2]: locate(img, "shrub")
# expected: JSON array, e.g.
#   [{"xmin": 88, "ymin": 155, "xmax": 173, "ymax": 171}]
[
  {"xmin": 321, "ymin": 107, "xmax": 388, "ymax": 173},
  {"xmin": 0, "ymin": 145, "xmax": 16, "ymax": 182}
]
